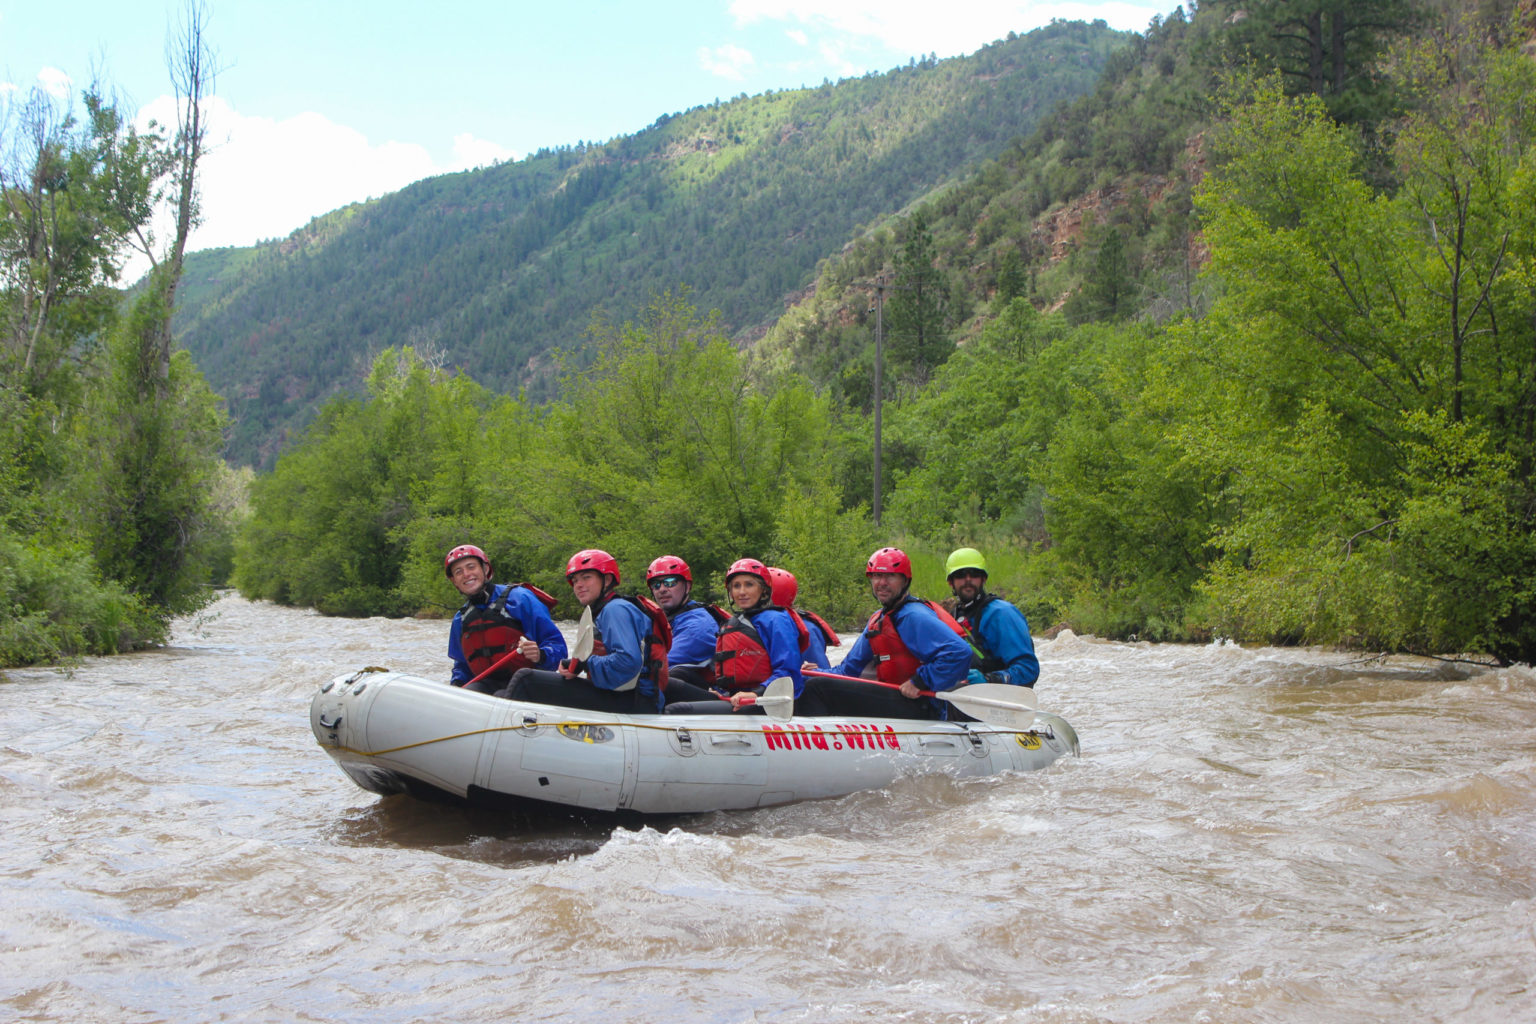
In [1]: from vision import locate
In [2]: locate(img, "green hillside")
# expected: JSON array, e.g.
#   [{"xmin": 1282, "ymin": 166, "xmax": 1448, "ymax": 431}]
[
  {"xmin": 753, "ymin": 0, "xmax": 1422, "ymax": 393},
  {"xmin": 172, "ymin": 20, "xmax": 1128, "ymax": 467}
]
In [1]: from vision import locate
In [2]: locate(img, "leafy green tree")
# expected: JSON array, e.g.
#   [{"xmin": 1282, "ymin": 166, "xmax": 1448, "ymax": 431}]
[
  {"xmin": 1, "ymin": 88, "xmax": 161, "ymax": 399},
  {"xmin": 235, "ymin": 348, "xmax": 499, "ymax": 615},
  {"xmin": 1038, "ymin": 322, "xmax": 1232, "ymax": 639},
  {"xmin": 82, "ymin": 277, "xmax": 229, "ymax": 615},
  {"xmin": 1182, "ymin": 53, "xmax": 1536, "ymax": 660},
  {"xmin": 534, "ymin": 292, "xmax": 837, "ymax": 603},
  {"xmin": 885, "ymin": 300, "xmax": 1073, "ymax": 535},
  {"xmin": 0, "ymin": 39, "xmax": 226, "ymax": 665},
  {"xmin": 0, "ymin": 531, "xmax": 164, "ymax": 665},
  {"xmin": 769, "ymin": 478, "xmax": 878, "ymax": 628}
]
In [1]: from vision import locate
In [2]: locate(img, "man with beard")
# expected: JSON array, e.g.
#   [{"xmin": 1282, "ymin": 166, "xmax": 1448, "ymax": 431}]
[{"xmin": 945, "ymin": 547, "xmax": 1039, "ymax": 690}]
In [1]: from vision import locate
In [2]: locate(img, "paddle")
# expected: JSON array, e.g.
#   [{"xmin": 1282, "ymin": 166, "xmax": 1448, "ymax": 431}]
[
  {"xmin": 571, "ymin": 605, "xmax": 594, "ymax": 661},
  {"xmin": 557, "ymin": 605, "xmax": 596, "ymax": 679},
  {"xmin": 462, "ymin": 650, "xmax": 518, "ymax": 689},
  {"xmin": 735, "ymin": 676, "xmax": 794, "ymax": 721},
  {"xmin": 801, "ymin": 669, "xmax": 1036, "ymax": 728}
]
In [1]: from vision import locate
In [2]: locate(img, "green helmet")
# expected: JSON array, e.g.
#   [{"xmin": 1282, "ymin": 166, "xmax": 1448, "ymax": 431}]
[{"xmin": 945, "ymin": 547, "xmax": 988, "ymax": 580}]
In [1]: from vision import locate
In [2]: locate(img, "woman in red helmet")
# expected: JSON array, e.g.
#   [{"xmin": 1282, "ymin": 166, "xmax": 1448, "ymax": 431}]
[
  {"xmin": 800, "ymin": 546, "xmax": 972, "ymax": 720},
  {"xmin": 664, "ymin": 558, "xmax": 808, "ymax": 714},
  {"xmin": 444, "ymin": 543, "xmax": 567, "ymax": 693},
  {"xmin": 500, "ymin": 549, "xmax": 671, "ymax": 713}
]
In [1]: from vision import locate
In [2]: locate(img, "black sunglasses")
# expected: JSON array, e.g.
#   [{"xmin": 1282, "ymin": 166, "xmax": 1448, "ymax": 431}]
[{"xmin": 649, "ymin": 575, "xmax": 686, "ymax": 590}]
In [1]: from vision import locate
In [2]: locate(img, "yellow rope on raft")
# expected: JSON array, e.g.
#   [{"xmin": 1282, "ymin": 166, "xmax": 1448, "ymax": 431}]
[{"xmin": 333, "ymin": 715, "xmax": 1045, "ymax": 758}]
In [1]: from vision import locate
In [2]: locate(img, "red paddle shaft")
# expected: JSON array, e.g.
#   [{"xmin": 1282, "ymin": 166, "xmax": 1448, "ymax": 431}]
[{"xmin": 801, "ymin": 668, "xmax": 935, "ymax": 696}]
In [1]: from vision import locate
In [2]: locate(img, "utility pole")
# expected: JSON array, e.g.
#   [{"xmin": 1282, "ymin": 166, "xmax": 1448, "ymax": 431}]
[{"xmin": 873, "ymin": 275, "xmax": 884, "ymax": 527}]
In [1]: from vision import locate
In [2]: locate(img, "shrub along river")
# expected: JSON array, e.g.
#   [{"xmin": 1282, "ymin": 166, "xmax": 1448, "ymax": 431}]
[{"xmin": 2, "ymin": 591, "xmax": 1532, "ymax": 1022}]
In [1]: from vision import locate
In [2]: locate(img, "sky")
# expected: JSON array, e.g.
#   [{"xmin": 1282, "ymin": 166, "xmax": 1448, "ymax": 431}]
[{"xmin": 2, "ymin": 1, "xmax": 1173, "ymax": 266}]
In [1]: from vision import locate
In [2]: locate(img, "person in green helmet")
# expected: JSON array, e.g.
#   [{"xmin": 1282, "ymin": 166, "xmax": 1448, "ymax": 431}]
[{"xmin": 946, "ymin": 547, "xmax": 1039, "ymax": 689}]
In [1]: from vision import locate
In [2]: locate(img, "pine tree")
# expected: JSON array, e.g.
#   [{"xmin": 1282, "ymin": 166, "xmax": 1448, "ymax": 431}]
[{"xmin": 885, "ymin": 208, "xmax": 951, "ymax": 383}]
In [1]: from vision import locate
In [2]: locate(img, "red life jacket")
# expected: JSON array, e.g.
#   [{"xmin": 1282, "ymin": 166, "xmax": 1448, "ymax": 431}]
[
  {"xmin": 797, "ymin": 609, "xmax": 840, "ymax": 648},
  {"xmin": 458, "ymin": 583, "xmax": 559, "ymax": 684},
  {"xmin": 713, "ymin": 606, "xmax": 808, "ymax": 692},
  {"xmin": 590, "ymin": 593, "xmax": 674, "ymax": 692},
  {"xmin": 864, "ymin": 596, "xmax": 968, "ymax": 685}
]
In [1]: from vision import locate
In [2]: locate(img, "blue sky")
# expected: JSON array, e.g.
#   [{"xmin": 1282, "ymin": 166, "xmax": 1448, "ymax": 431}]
[{"xmin": 3, "ymin": 1, "xmax": 1173, "ymax": 260}]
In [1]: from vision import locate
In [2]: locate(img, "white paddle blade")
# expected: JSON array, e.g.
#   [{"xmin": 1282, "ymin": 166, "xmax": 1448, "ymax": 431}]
[
  {"xmin": 571, "ymin": 606, "xmax": 595, "ymax": 661},
  {"xmin": 941, "ymin": 682, "xmax": 1037, "ymax": 729},
  {"xmin": 758, "ymin": 676, "xmax": 795, "ymax": 721}
]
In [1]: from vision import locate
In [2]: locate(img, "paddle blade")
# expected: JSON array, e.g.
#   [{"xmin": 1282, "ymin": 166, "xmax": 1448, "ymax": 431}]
[
  {"xmin": 941, "ymin": 682, "xmax": 1037, "ymax": 729},
  {"xmin": 571, "ymin": 606, "xmax": 595, "ymax": 661},
  {"xmin": 756, "ymin": 676, "xmax": 795, "ymax": 721}
]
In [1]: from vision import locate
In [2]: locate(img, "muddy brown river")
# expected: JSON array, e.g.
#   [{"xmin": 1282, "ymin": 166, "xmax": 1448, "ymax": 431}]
[{"xmin": 2, "ymin": 591, "xmax": 1532, "ymax": 1022}]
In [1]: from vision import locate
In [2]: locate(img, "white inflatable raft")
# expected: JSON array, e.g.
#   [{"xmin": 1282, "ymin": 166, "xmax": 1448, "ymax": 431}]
[{"xmin": 310, "ymin": 667, "xmax": 1079, "ymax": 815}]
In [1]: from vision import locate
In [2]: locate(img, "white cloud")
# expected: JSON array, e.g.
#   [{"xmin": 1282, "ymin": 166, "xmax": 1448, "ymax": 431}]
[
  {"xmin": 786, "ymin": 28, "xmax": 809, "ymax": 46},
  {"xmin": 699, "ymin": 43, "xmax": 757, "ymax": 81},
  {"xmin": 815, "ymin": 37, "xmax": 866, "ymax": 79},
  {"xmin": 729, "ymin": 1, "xmax": 1168, "ymax": 58},
  {"xmin": 36, "ymin": 66, "xmax": 73, "ymax": 98},
  {"xmin": 120, "ymin": 95, "xmax": 518, "ymax": 280},
  {"xmin": 142, "ymin": 95, "xmax": 439, "ymax": 253},
  {"xmin": 452, "ymin": 132, "xmax": 516, "ymax": 170}
]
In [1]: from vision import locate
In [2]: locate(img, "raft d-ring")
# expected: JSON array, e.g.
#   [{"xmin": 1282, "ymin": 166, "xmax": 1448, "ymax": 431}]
[{"xmin": 343, "ymin": 666, "xmax": 390, "ymax": 687}]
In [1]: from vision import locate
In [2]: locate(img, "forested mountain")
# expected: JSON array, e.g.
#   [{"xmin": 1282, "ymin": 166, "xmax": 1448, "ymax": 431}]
[
  {"xmin": 223, "ymin": 0, "xmax": 1536, "ymax": 666},
  {"xmin": 172, "ymin": 19, "xmax": 1127, "ymax": 466},
  {"xmin": 753, "ymin": 0, "xmax": 1435, "ymax": 394}
]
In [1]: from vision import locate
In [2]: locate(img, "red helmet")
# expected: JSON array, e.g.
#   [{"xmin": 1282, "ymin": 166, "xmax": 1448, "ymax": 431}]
[
  {"xmin": 865, "ymin": 546, "xmax": 912, "ymax": 580},
  {"xmin": 767, "ymin": 567, "xmax": 797, "ymax": 607},
  {"xmin": 566, "ymin": 548, "xmax": 620, "ymax": 585},
  {"xmin": 646, "ymin": 555, "xmax": 692, "ymax": 584},
  {"xmin": 726, "ymin": 558, "xmax": 772, "ymax": 590},
  {"xmin": 444, "ymin": 544, "xmax": 490, "ymax": 578}
]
